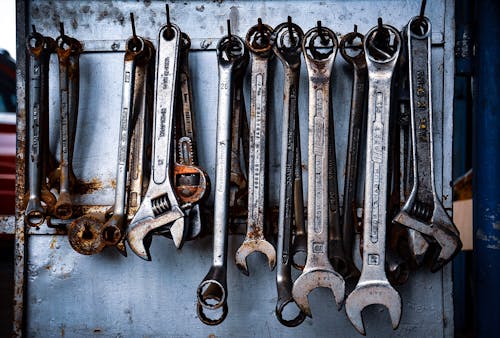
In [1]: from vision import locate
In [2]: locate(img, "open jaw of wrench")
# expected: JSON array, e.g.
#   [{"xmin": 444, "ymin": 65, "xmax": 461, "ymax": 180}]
[
  {"xmin": 126, "ymin": 22, "xmax": 185, "ymax": 259},
  {"xmin": 392, "ymin": 16, "xmax": 461, "ymax": 272},
  {"xmin": 345, "ymin": 23, "xmax": 402, "ymax": 335},
  {"xmin": 196, "ymin": 29, "xmax": 248, "ymax": 325},
  {"xmin": 291, "ymin": 24, "xmax": 345, "ymax": 318},
  {"xmin": 172, "ymin": 32, "xmax": 209, "ymax": 240},
  {"xmin": 53, "ymin": 27, "xmax": 82, "ymax": 220},
  {"xmin": 234, "ymin": 19, "xmax": 276, "ymax": 275},
  {"xmin": 24, "ymin": 29, "xmax": 57, "ymax": 227},
  {"xmin": 338, "ymin": 27, "xmax": 367, "ymax": 280},
  {"xmin": 273, "ymin": 19, "xmax": 307, "ymax": 327}
]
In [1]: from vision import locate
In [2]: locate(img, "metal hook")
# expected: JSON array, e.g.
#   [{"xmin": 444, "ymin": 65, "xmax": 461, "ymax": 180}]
[
  {"xmin": 317, "ymin": 20, "xmax": 329, "ymax": 45},
  {"xmin": 59, "ymin": 22, "xmax": 65, "ymax": 37},
  {"xmin": 419, "ymin": 0, "xmax": 427, "ymax": 19},
  {"xmin": 32, "ymin": 25, "xmax": 37, "ymax": 34},
  {"xmin": 257, "ymin": 18, "xmax": 263, "ymax": 33},
  {"xmin": 287, "ymin": 16, "xmax": 296, "ymax": 45},
  {"xmin": 354, "ymin": 24, "xmax": 358, "ymax": 35},
  {"xmin": 378, "ymin": 17, "xmax": 383, "ymax": 31},
  {"xmin": 227, "ymin": 19, "xmax": 232, "ymax": 38},
  {"xmin": 130, "ymin": 13, "xmax": 137, "ymax": 40}
]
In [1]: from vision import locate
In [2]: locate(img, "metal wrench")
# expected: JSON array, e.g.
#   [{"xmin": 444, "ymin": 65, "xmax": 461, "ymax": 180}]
[
  {"xmin": 25, "ymin": 28, "xmax": 57, "ymax": 226},
  {"xmin": 345, "ymin": 22, "xmax": 402, "ymax": 335},
  {"xmin": 393, "ymin": 16, "xmax": 461, "ymax": 271},
  {"xmin": 235, "ymin": 19, "xmax": 276, "ymax": 275},
  {"xmin": 54, "ymin": 25, "xmax": 82, "ymax": 220},
  {"xmin": 273, "ymin": 18, "xmax": 307, "ymax": 327},
  {"xmin": 196, "ymin": 24, "xmax": 247, "ymax": 325},
  {"xmin": 127, "ymin": 20, "xmax": 185, "ymax": 259},
  {"xmin": 292, "ymin": 23, "xmax": 345, "ymax": 317},
  {"xmin": 338, "ymin": 27, "xmax": 367, "ymax": 280}
]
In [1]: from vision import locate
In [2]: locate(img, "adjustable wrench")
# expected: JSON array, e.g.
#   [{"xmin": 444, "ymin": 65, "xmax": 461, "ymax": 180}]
[
  {"xmin": 393, "ymin": 16, "xmax": 461, "ymax": 271},
  {"xmin": 345, "ymin": 22, "xmax": 402, "ymax": 335},
  {"xmin": 292, "ymin": 23, "xmax": 345, "ymax": 317},
  {"xmin": 338, "ymin": 27, "xmax": 367, "ymax": 280},
  {"xmin": 273, "ymin": 18, "xmax": 307, "ymax": 327},
  {"xmin": 235, "ymin": 19, "xmax": 276, "ymax": 275},
  {"xmin": 25, "ymin": 28, "xmax": 57, "ymax": 226},
  {"xmin": 197, "ymin": 26, "xmax": 247, "ymax": 325},
  {"xmin": 54, "ymin": 26, "xmax": 82, "ymax": 220},
  {"xmin": 127, "ymin": 21, "xmax": 185, "ymax": 259},
  {"xmin": 172, "ymin": 32, "xmax": 209, "ymax": 240}
]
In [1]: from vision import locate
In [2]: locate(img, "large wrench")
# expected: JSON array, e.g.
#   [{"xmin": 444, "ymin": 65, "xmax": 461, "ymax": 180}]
[
  {"xmin": 345, "ymin": 22, "xmax": 402, "ymax": 335},
  {"xmin": 292, "ymin": 23, "xmax": 345, "ymax": 317},
  {"xmin": 54, "ymin": 25, "xmax": 82, "ymax": 220},
  {"xmin": 127, "ymin": 21, "xmax": 185, "ymax": 259},
  {"xmin": 196, "ymin": 26, "xmax": 248, "ymax": 325},
  {"xmin": 393, "ymin": 16, "xmax": 461, "ymax": 271},
  {"xmin": 338, "ymin": 27, "xmax": 367, "ymax": 280},
  {"xmin": 273, "ymin": 18, "xmax": 307, "ymax": 327},
  {"xmin": 235, "ymin": 19, "xmax": 276, "ymax": 275},
  {"xmin": 25, "ymin": 28, "xmax": 57, "ymax": 226}
]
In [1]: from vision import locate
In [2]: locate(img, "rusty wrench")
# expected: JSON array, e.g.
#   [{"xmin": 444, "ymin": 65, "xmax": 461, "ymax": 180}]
[
  {"xmin": 393, "ymin": 16, "xmax": 461, "ymax": 271},
  {"xmin": 235, "ymin": 19, "xmax": 276, "ymax": 275},
  {"xmin": 292, "ymin": 23, "xmax": 345, "ymax": 317},
  {"xmin": 345, "ymin": 22, "xmax": 402, "ymax": 335},
  {"xmin": 127, "ymin": 21, "xmax": 185, "ymax": 259},
  {"xmin": 196, "ymin": 26, "xmax": 248, "ymax": 325}
]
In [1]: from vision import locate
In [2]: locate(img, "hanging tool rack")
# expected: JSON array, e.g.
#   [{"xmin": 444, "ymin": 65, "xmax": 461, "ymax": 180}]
[{"xmin": 15, "ymin": 0, "xmax": 455, "ymax": 336}]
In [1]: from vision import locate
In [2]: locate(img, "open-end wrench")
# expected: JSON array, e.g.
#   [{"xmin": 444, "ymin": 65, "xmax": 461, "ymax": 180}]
[
  {"xmin": 102, "ymin": 16, "xmax": 152, "ymax": 248},
  {"xmin": 172, "ymin": 32, "xmax": 209, "ymax": 240},
  {"xmin": 196, "ymin": 23, "xmax": 247, "ymax": 325},
  {"xmin": 127, "ymin": 15, "xmax": 185, "ymax": 259},
  {"xmin": 338, "ymin": 26, "xmax": 367, "ymax": 280},
  {"xmin": 235, "ymin": 19, "xmax": 276, "ymax": 275},
  {"xmin": 53, "ymin": 24, "xmax": 82, "ymax": 220},
  {"xmin": 25, "ymin": 27, "xmax": 57, "ymax": 226},
  {"xmin": 292, "ymin": 23, "xmax": 345, "ymax": 317},
  {"xmin": 273, "ymin": 18, "xmax": 307, "ymax": 327},
  {"xmin": 393, "ymin": 16, "xmax": 461, "ymax": 272},
  {"xmin": 345, "ymin": 21, "xmax": 402, "ymax": 335}
]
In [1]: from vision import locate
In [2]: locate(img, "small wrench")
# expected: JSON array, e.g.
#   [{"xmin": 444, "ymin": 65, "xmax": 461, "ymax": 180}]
[
  {"xmin": 345, "ymin": 21, "xmax": 402, "ymax": 335},
  {"xmin": 235, "ymin": 19, "xmax": 276, "ymax": 275},
  {"xmin": 338, "ymin": 26, "xmax": 367, "ymax": 280},
  {"xmin": 53, "ymin": 24, "xmax": 82, "ymax": 220},
  {"xmin": 197, "ymin": 23, "xmax": 248, "ymax": 325},
  {"xmin": 127, "ymin": 18, "xmax": 185, "ymax": 259},
  {"xmin": 273, "ymin": 18, "xmax": 307, "ymax": 327},
  {"xmin": 393, "ymin": 16, "xmax": 461, "ymax": 271},
  {"xmin": 25, "ymin": 27, "xmax": 57, "ymax": 226},
  {"xmin": 292, "ymin": 23, "xmax": 345, "ymax": 317}
]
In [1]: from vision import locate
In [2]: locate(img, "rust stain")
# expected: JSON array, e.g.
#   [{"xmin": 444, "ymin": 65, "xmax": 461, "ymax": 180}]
[
  {"xmin": 110, "ymin": 179, "xmax": 116, "ymax": 189},
  {"xmin": 49, "ymin": 236, "xmax": 58, "ymax": 249},
  {"xmin": 74, "ymin": 177, "xmax": 104, "ymax": 195}
]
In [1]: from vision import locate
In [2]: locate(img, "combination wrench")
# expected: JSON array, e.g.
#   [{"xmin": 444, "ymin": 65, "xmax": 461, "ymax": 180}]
[
  {"xmin": 292, "ymin": 23, "xmax": 345, "ymax": 317},
  {"xmin": 273, "ymin": 18, "xmax": 307, "ymax": 327},
  {"xmin": 197, "ymin": 23, "xmax": 247, "ymax": 325},
  {"xmin": 338, "ymin": 26, "xmax": 367, "ymax": 280},
  {"xmin": 345, "ymin": 21, "xmax": 402, "ymax": 335},
  {"xmin": 127, "ymin": 16, "xmax": 185, "ymax": 259},
  {"xmin": 25, "ymin": 27, "xmax": 57, "ymax": 226},
  {"xmin": 393, "ymin": 16, "xmax": 461, "ymax": 271},
  {"xmin": 53, "ymin": 23, "xmax": 82, "ymax": 220},
  {"xmin": 235, "ymin": 19, "xmax": 276, "ymax": 275}
]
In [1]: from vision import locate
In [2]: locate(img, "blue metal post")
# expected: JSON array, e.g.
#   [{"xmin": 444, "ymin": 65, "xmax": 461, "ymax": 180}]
[{"xmin": 473, "ymin": 1, "xmax": 500, "ymax": 336}]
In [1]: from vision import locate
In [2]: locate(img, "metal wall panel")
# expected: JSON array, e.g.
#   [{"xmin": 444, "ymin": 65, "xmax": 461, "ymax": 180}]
[{"xmin": 16, "ymin": 0, "xmax": 455, "ymax": 336}]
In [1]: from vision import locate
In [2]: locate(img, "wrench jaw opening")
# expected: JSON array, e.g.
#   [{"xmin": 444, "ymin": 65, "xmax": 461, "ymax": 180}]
[
  {"xmin": 276, "ymin": 295, "xmax": 307, "ymax": 327},
  {"xmin": 101, "ymin": 214, "xmax": 124, "ymax": 247},
  {"xmin": 235, "ymin": 239, "xmax": 277, "ymax": 275},
  {"xmin": 68, "ymin": 215, "xmax": 106, "ymax": 255},
  {"xmin": 54, "ymin": 191, "xmax": 73, "ymax": 220},
  {"xmin": 292, "ymin": 268, "xmax": 346, "ymax": 316},
  {"xmin": 25, "ymin": 198, "xmax": 46, "ymax": 227},
  {"xmin": 345, "ymin": 282, "xmax": 402, "ymax": 335},
  {"xmin": 291, "ymin": 234, "xmax": 307, "ymax": 271},
  {"xmin": 197, "ymin": 266, "xmax": 228, "ymax": 325}
]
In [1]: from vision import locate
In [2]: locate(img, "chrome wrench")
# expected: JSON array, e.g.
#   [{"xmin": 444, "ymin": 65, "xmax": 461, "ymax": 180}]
[
  {"xmin": 127, "ymin": 19, "xmax": 185, "ymax": 259},
  {"xmin": 235, "ymin": 19, "xmax": 276, "ymax": 275},
  {"xmin": 25, "ymin": 27, "xmax": 57, "ymax": 226},
  {"xmin": 196, "ymin": 23, "xmax": 247, "ymax": 325},
  {"xmin": 393, "ymin": 16, "xmax": 461, "ymax": 271},
  {"xmin": 273, "ymin": 18, "xmax": 307, "ymax": 327},
  {"xmin": 345, "ymin": 21, "xmax": 402, "ymax": 335},
  {"xmin": 292, "ymin": 23, "xmax": 345, "ymax": 317}
]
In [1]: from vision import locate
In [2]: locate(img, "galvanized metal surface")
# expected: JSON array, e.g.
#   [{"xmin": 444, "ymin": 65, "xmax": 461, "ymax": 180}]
[{"xmin": 16, "ymin": 0, "xmax": 455, "ymax": 336}]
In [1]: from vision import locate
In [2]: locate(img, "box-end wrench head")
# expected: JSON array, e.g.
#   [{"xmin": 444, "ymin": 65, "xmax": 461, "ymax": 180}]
[
  {"xmin": 292, "ymin": 24, "xmax": 345, "ymax": 317},
  {"xmin": 235, "ymin": 20, "xmax": 276, "ymax": 276},
  {"xmin": 345, "ymin": 23, "xmax": 402, "ymax": 335}
]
